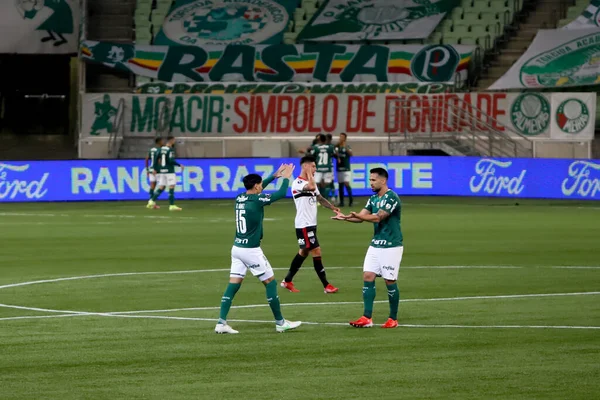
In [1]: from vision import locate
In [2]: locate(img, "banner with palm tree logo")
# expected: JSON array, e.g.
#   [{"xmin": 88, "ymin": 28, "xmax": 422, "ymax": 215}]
[{"xmin": 297, "ymin": 0, "xmax": 457, "ymax": 42}]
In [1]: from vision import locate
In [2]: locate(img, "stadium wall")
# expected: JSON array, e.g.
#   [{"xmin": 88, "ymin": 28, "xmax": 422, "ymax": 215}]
[{"xmin": 0, "ymin": 156, "xmax": 598, "ymax": 202}]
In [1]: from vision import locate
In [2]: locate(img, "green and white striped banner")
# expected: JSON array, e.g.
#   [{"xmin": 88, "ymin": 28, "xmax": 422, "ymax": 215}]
[{"xmin": 564, "ymin": 0, "xmax": 600, "ymax": 29}]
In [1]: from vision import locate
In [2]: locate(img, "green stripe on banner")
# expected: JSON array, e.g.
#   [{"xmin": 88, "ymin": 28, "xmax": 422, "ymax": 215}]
[{"xmin": 136, "ymin": 51, "xmax": 165, "ymax": 61}]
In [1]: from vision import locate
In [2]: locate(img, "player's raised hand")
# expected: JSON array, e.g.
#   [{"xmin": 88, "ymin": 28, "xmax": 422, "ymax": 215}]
[
  {"xmin": 281, "ymin": 164, "xmax": 295, "ymax": 179},
  {"xmin": 274, "ymin": 163, "xmax": 286, "ymax": 178}
]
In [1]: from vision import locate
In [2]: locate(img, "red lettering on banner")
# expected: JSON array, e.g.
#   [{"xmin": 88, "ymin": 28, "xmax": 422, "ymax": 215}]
[
  {"xmin": 293, "ymin": 96, "xmax": 309, "ymax": 132},
  {"xmin": 407, "ymin": 95, "xmax": 420, "ymax": 133},
  {"xmin": 458, "ymin": 93, "xmax": 472, "ymax": 132},
  {"xmin": 476, "ymin": 93, "xmax": 491, "ymax": 131},
  {"xmin": 233, "ymin": 97, "xmax": 249, "ymax": 133},
  {"xmin": 308, "ymin": 96, "xmax": 320, "ymax": 133},
  {"xmin": 346, "ymin": 96, "xmax": 362, "ymax": 133},
  {"xmin": 384, "ymin": 95, "xmax": 399, "ymax": 133},
  {"xmin": 322, "ymin": 95, "xmax": 338, "ymax": 132},
  {"xmin": 362, "ymin": 96, "xmax": 376, "ymax": 133},
  {"xmin": 277, "ymin": 96, "xmax": 292, "ymax": 133},
  {"xmin": 492, "ymin": 93, "xmax": 506, "ymax": 131},
  {"xmin": 254, "ymin": 96, "xmax": 275, "ymax": 133}
]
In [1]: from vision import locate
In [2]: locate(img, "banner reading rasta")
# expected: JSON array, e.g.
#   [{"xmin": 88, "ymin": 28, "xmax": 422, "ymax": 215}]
[
  {"xmin": 297, "ymin": 0, "xmax": 458, "ymax": 42},
  {"xmin": 153, "ymin": 0, "xmax": 296, "ymax": 46},
  {"xmin": 80, "ymin": 41, "xmax": 475, "ymax": 83}
]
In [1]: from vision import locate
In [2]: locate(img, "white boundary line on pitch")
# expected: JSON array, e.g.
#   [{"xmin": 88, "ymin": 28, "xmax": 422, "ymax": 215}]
[
  {"xmin": 2, "ymin": 264, "xmax": 599, "ymax": 291},
  {"xmin": 2, "ymin": 291, "xmax": 600, "ymax": 330},
  {"xmin": 0, "ymin": 266, "xmax": 526, "ymax": 290},
  {"xmin": 0, "ymin": 312, "xmax": 599, "ymax": 330},
  {"xmin": 1, "ymin": 268, "xmax": 599, "ymax": 329}
]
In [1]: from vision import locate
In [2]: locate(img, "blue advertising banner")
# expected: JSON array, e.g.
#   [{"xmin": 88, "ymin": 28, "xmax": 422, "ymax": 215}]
[{"xmin": 0, "ymin": 157, "xmax": 599, "ymax": 202}]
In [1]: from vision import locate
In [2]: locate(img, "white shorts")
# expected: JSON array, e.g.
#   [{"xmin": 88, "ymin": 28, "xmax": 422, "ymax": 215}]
[
  {"xmin": 157, "ymin": 173, "xmax": 176, "ymax": 187},
  {"xmin": 230, "ymin": 246, "xmax": 274, "ymax": 282},
  {"xmin": 315, "ymin": 172, "xmax": 333, "ymax": 184},
  {"xmin": 337, "ymin": 171, "xmax": 351, "ymax": 183},
  {"xmin": 363, "ymin": 246, "xmax": 404, "ymax": 281},
  {"xmin": 148, "ymin": 172, "xmax": 156, "ymax": 183}
]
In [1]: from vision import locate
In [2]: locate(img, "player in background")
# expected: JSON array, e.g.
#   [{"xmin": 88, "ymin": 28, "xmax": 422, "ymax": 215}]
[
  {"xmin": 325, "ymin": 134, "xmax": 336, "ymax": 202},
  {"xmin": 216, "ymin": 164, "xmax": 302, "ymax": 334},
  {"xmin": 298, "ymin": 134, "xmax": 319, "ymax": 156},
  {"xmin": 280, "ymin": 156, "xmax": 340, "ymax": 294},
  {"xmin": 335, "ymin": 133, "xmax": 353, "ymax": 207},
  {"xmin": 146, "ymin": 136, "xmax": 184, "ymax": 211},
  {"xmin": 332, "ymin": 168, "xmax": 403, "ymax": 329},
  {"xmin": 311, "ymin": 134, "xmax": 335, "ymax": 199},
  {"xmin": 145, "ymin": 137, "xmax": 163, "ymax": 208}
]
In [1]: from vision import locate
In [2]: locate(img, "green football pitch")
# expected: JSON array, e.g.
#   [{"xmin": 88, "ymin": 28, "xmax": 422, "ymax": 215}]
[{"xmin": 0, "ymin": 197, "xmax": 599, "ymax": 399}]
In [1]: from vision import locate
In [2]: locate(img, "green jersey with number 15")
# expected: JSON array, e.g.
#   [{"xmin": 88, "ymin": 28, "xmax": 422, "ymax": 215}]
[
  {"xmin": 364, "ymin": 189, "xmax": 403, "ymax": 248},
  {"xmin": 234, "ymin": 175, "xmax": 290, "ymax": 248}
]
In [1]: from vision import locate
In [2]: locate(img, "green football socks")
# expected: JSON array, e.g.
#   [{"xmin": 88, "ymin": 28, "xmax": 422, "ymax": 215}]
[
  {"xmin": 218, "ymin": 282, "xmax": 241, "ymax": 323},
  {"xmin": 265, "ymin": 280, "xmax": 284, "ymax": 323},
  {"xmin": 149, "ymin": 187, "xmax": 154, "ymax": 199},
  {"xmin": 151, "ymin": 188, "xmax": 164, "ymax": 201},
  {"xmin": 387, "ymin": 283, "xmax": 400, "ymax": 320},
  {"xmin": 168, "ymin": 188, "xmax": 175, "ymax": 205},
  {"xmin": 362, "ymin": 281, "xmax": 376, "ymax": 318}
]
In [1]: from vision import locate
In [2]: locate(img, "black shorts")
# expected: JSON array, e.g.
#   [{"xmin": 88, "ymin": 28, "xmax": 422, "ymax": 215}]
[{"xmin": 295, "ymin": 226, "xmax": 320, "ymax": 250}]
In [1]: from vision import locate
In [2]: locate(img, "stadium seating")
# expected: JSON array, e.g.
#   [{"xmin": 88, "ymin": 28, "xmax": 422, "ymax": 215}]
[{"xmin": 557, "ymin": 0, "xmax": 591, "ymax": 27}]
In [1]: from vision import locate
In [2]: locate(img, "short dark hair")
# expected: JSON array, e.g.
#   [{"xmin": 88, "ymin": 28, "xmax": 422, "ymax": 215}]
[
  {"xmin": 155, "ymin": 137, "xmax": 162, "ymax": 144},
  {"xmin": 300, "ymin": 155, "xmax": 316, "ymax": 165},
  {"xmin": 340, "ymin": 132, "xmax": 347, "ymax": 138},
  {"xmin": 167, "ymin": 136, "xmax": 175, "ymax": 141},
  {"xmin": 318, "ymin": 134, "xmax": 326, "ymax": 143},
  {"xmin": 326, "ymin": 134, "xmax": 332, "ymax": 140},
  {"xmin": 370, "ymin": 167, "xmax": 388, "ymax": 179},
  {"xmin": 243, "ymin": 173, "xmax": 262, "ymax": 190}
]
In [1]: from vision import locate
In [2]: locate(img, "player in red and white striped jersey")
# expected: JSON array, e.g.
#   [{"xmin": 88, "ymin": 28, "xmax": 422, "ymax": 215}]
[{"xmin": 280, "ymin": 156, "xmax": 341, "ymax": 294}]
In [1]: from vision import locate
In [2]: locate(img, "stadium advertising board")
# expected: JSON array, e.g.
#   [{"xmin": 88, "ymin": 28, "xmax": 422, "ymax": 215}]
[
  {"xmin": 80, "ymin": 41, "xmax": 474, "ymax": 84},
  {"xmin": 81, "ymin": 92, "xmax": 596, "ymax": 139},
  {"xmin": 153, "ymin": 0, "xmax": 296, "ymax": 46},
  {"xmin": 1, "ymin": 157, "xmax": 599, "ymax": 202},
  {"xmin": 489, "ymin": 28, "xmax": 600, "ymax": 89},
  {"xmin": 134, "ymin": 82, "xmax": 457, "ymax": 95},
  {"xmin": 564, "ymin": 0, "xmax": 600, "ymax": 29},
  {"xmin": 0, "ymin": 0, "xmax": 79, "ymax": 54},
  {"xmin": 297, "ymin": 0, "xmax": 458, "ymax": 41}
]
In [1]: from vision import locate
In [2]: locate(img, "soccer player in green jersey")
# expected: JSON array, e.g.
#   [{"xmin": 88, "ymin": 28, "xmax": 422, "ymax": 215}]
[
  {"xmin": 146, "ymin": 136, "xmax": 184, "ymax": 211},
  {"xmin": 332, "ymin": 168, "xmax": 403, "ymax": 329},
  {"xmin": 311, "ymin": 134, "xmax": 335, "ymax": 197},
  {"xmin": 334, "ymin": 133, "xmax": 353, "ymax": 207},
  {"xmin": 216, "ymin": 163, "xmax": 302, "ymax": 334},
  {"xmin": 145, "ymin": 137, "xmax": 163, "ymax": 207}
]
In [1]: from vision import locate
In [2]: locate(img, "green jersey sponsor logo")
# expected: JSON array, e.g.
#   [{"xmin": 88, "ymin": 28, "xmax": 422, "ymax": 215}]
[
  {"xmin": 556, "ymin": 98, "xmax": 590, "ymax": 134},
  {"xmin": 161, "ymin": 0, "xmax": 291, "ymax": 45},
  {"xmin": 520, "ymin": 31, "xmax": 600, "ymax": 88},
  {"xmin": 411, "ymin": 45, "xmax": 460, "ymax": 82},
  {"xmin": 510, "ymin": 93, "xmax": 550, "ymax": 136}
]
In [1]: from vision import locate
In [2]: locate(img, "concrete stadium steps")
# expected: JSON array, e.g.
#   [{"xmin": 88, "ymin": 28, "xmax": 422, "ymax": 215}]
[{"xmin": 475, "ymin": 0, "xmax": 569, "ymax": 90}]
